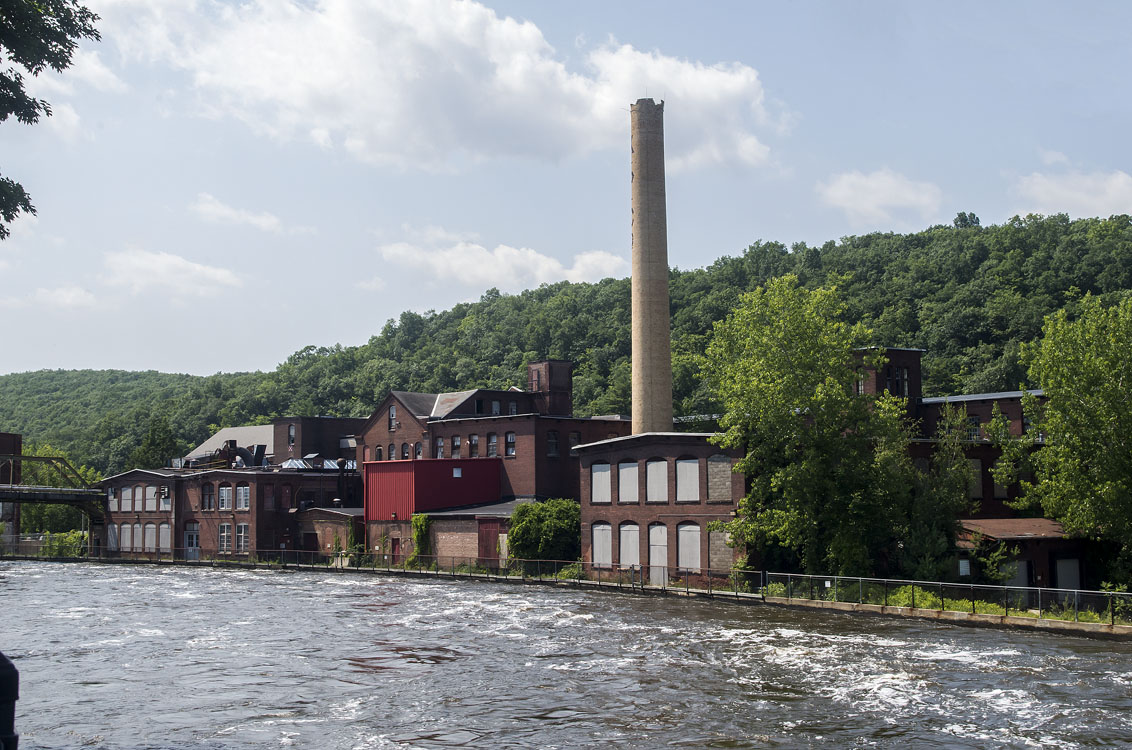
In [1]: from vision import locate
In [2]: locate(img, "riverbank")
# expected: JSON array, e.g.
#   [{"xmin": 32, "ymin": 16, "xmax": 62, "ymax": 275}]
[{"xmin": 6, "ymin": 554, "xmax": 1131, "ymax": 640}]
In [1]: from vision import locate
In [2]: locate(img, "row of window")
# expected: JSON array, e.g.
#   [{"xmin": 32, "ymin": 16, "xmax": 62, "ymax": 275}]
[
  {"xmin": 217, "ymin": 522, "xmax": 250, "ymax": 553},
  {"xmin": 107, "ymin": 485, "xmax": 171, "ymax": 513},
  {"xmin": 590, "ymin": 521, "xmax": 709, "ymax": 573},
  {"xmin": 107, "ymin": 522, "xmax": 171, "ymax": 552},
  {"xmin": 367, "ymin": 430, "xmax": 586, "ymax": 462},
  {"xmin": 388, "ymin": 400, "xmax": 522, "ymax": 431},
  {"xmin": 590, "ymin": 455, "xmax": 731, "ymax": 504},
  {"xmin": 197, "ymin": 483, "xmax": 293, "ymax": 511}
]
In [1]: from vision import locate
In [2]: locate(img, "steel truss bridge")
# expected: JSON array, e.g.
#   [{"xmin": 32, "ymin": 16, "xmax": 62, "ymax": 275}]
[{"xmin": 0, "ymin": 454, "xmax": 105, "ymax": 522}]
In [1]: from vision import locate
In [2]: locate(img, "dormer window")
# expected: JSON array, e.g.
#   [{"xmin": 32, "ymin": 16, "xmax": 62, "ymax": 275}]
[
  {"xmin": 491, "ymin": 400, "xmax": 501, "ymax": 416},
  {"xmin": 508, "ymin": 401, "xmax": 517, "ymax": 415}
]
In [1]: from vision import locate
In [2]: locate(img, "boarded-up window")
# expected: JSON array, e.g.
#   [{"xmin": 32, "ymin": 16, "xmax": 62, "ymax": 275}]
[
  {"xmin": 145, "ymin": 486, "xmax": 158, "ymax": 512},
  {"xmin": 708, "ymin": 530, "xmax": 731, "ymax": 571},
  {"xmin": 107, "ymin": 523, "xmax": 119, "ymax": 551},
  {"xmin": 592, "ymin": 523, "xmax": 612, "ymax": 568},
  {"xmin": 618, "ymin": 462, "xmax": 638, "ymax": 504},
  {"xmin": 677, "ymin": 522, "xmax": 701, "ymax": 572},
  {"xmin": 676, "ymin": 459, "xmax": 699, "ymax": 502},
  {"xmin": 968, "ymin": 458, "xmax": 983, "ymax": 499},
  {"xmin": 132, "ymin": 523, "xmax": 142, "ymax": 551},
  {"xmin": 158, "ymin": 523, "xmax": 171, "ymax": 552},
  {"xmin": 591, "ymin": 463, "xmax": 611, "ymax": 504},
  {"xmin": 144, "ymin": 523, "xmax": 157, "ymax": 552},
  {"xmin": 119, "ymin": 523, "xmax": 132, "ymax": 552},
  {"xmin": 646, "ymin": 460, "xmax": 668, "ymax": 503},
  {"xmin": 707, "ymin": 454, "xmax": 732, "ymax": 503},
  {"xmin": 620, "ymin": 522, "xmax": 640, "ymax": 567}
]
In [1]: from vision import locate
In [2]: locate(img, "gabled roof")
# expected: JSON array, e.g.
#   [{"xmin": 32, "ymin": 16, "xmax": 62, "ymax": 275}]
[
  {"xmin": 431, "ymin": 389, "xmax": 478, "ymax": 419},
  {"xmin": 391, "ymin": 391, "xmax": 440, "ymax": 418},
  {"xmin": 185, "ymin": 424, "xmax": 274, "ymax": 460}
]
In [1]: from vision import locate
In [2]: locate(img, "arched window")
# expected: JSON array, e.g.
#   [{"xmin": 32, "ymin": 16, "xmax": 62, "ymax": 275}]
[
  {"xmin": 469, "ymin": 434, "xmax": 479, "ymax": 457},
  {"xmin": 487, "ymin": 433, "xmax": 498, "ymax": 457},
  {"xmin": 546, "ymin": 430, "xmax": 559, "ymax": 457},
  {"xmin": 505, "ymin": 432, "xmax": 516, "ymax": 456},
  {"xmin": 591, "ymin": 522, "xmax": 612, "ymax": 568},
  {"xmin": 107, "ymin": 523, "xmax": 119, "ymax": 551},
  {"xmin": 143, "ymin": 523, "xmax": 157, "ymax": 552},
  {"xmin": 401, "ymin": 443, "xmax": 410, "ymax": 460},
  {"xmin": 218, "ymin": 483, "xmax": 233, "ymax": 510},
  {"xmin": 389, "ymin": 405, "xmax": 397, "ymax": 430},
  {"xmin": 452, "ymin": 436, "xmax": 462, "ymax": 458},
  {"xmin": 201, "ymin": 483, "xmax": 214, "ymax": 511},
  {"xmin": 435, "ymin": 437, "xmax": 444, "ymax": 459},
  {"xmin": 646, "ymin": 460, "xmax": 668, "ymax": 503},
  {"xmin": 132, "ymin": 523, "xmax": 143, "ymax": 552},
  {"xmin": 677, "ymin": 522, "xmax": 701, "ymax": 573},
  {"xmin": 618, "ymin": 461, "xmax": 638, "ymax": 504},
  {"xmin": 119, "ymin": 523, "xmax": 132, "ymax": 553},
  {"xmin": 288, "ymin": 424, "xmax": 296, "ymax": 445},
  {"xmin": 375, "ymin": 446, "xmax": 383, "ymax": 461},
  {"xmin": 388, "ymin": 443, "xmax": 395, "ymax": 460},
  {"xmin": 676, "ymin": 458, "xmax": 700, "ymax": 502},
  {"xmin": 414, "ymin": 442, "xmax": 423, "ymax": 459},
  {"xmin": 590, "ymin": 462, "xmax": 611, "ymax": 504},
  {"xmin": 619, "ymin": 522, "xmax": 640, "ymax": 568}
]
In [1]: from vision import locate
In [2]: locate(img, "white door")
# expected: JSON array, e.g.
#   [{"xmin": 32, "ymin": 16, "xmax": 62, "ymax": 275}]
[
  {"xmin": 185, "ymin": 525, "xmax": 200, "ymax": 561},
  {"xmin": 649, "ymin": 524, "xmax": 667, "ymax": 586}
]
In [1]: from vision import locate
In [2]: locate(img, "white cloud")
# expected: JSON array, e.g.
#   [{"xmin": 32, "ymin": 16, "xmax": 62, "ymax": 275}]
[
  {"xmin": 816, "ymin": 168, "xmax": 943, "ymax": 225},
  {"xmin": 102, "ymin": 249, "xmax": 242, "ymax": 297},
  {"xmin": 367, "ymin": 226, "xmax": 628, "ymax": 291},
  {"xmin": 42, "ymin": 101, "xmax": 85, "ymax": 143},
  {"xmin": 1038, "ymin": 148, "xmax": 1069, "ymax": 166},
  {"xmin": 95, "ymin": 0, "xmax": 779, "ymax": 172},
  {"xmin": 0, "ymin": 285, "xmax": 97, "ymax": 310},
  {"xmin": 190, "ymin": 193, "xmax": 313, "ymax": 234},
  {"xmin": 1014, "ymin": 170, "xmax": 1132, "ymax": 218}
]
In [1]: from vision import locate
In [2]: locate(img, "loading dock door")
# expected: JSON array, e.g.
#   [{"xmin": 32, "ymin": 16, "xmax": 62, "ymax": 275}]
[{"xmin": 649, "ymin": 524, "xmax": 667, "ymax": 587}]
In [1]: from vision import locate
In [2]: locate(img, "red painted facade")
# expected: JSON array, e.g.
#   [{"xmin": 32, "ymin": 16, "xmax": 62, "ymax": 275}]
[{"xmin": 364, "ymin": 458, "xmax": 502, "ymax": 521}]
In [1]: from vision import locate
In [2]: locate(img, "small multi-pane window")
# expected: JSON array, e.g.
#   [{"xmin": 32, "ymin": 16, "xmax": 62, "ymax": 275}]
[
  {"xmin": 435, "ymin": 437, "xmax": 445, "ymax": 459},
  {"xmin": 452, "ymin": 436, "xmax": 462, "ymax": 458},
  {"xmin": 508, "ymin": 401, "xmax": 517, "ymax": 415},
  {"xmin": 469, "ymin": 434, "xmax": 479, "ymax": 457},
  {"xmin": 201, "ymin": 483, "xmax": 215, "ymax": 511},
  {"xmin": 967, "ymin": 417, "xmax": 981, "ymax": 441},
  {"xmin": 389, "ymin": 405, "xmax": 397, "ymax": 430},
  {"xmin": 487, "ymin": 433, "xmax": 498, "ymax": 457},
  {"xmin": 547, "ymin": 430, "xmax": 559, "ymax": 457},
  {"xmin": 218, "ymin": 484, "xmax": 233, "ymax": 510},
  {"xmin": 491, "ymin": 400, "xmax": 501, "ymax": 415},
  {"xmin": 158, "ymin": 485, "xmax": 171, "ymax": 511},
  {"xmin": 144, "ymin": 485, "xmax": 158, "ymax": 512},
  {"xmin": 236, "ymin": 484, "xmax": 250, "ymax": 510},
  {"xmin": 288, "ymin": 424, "xmax": 296, "ymax": 445},
  {"xmin": 107, "ymin": 487, "xmax": 119, "ymax": 512},
  {"xmin": 505, "ymin": 432, "xmax": 516, "ymax": 457},
  {"xmin": 119, "ymin": 486, "xmax": 132, "ymax": 512},
  {"xmin": 219, "ymin": 523, "xmax": 232, "ymax": 552},
  {"xmin": 236, "ymin": 523, "xmax": 249, "ymax": 552}
]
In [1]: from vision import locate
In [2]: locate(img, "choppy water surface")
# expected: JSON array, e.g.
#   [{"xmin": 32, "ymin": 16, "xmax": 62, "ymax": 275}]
[{"xmin": 2, "ymin": 562, "xmax": 1131, "ymax": 748}]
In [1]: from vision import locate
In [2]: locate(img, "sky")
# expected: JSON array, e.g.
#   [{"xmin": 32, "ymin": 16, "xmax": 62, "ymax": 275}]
[{"xmin": 3, "ymin": 0, "xmax": 1130, "ymax": 376}]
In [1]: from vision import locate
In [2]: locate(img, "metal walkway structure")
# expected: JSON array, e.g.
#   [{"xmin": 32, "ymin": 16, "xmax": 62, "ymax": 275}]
[{"xmin": 0, "ymin": 454, "xmax": 105, "ymax": 522}]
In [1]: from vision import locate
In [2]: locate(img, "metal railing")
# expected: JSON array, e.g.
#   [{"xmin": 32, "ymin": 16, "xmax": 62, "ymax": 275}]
[{"xmin": 3, "ymin": 542, "xmax": 1130, "ymax": 627}]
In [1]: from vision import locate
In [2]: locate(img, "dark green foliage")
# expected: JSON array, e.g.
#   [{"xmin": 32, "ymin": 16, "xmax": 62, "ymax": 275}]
[
  {"xmin": 410, "ymin": 513, "xmax": 431, "ymax": 559},
  {"xmin": 2, "ymin": 214, "xmax": 1131, "ymax": 475},
  {"xmin": 1, "ymin": 0, "xmax": 101, "ymax": 237},
  {"xmin": 128, "ymin": 415, "xmax": 179, "ymax": 470},
  {"xmin": 506, "ymin": 498, "xmax": 580, "ymax": 562}
]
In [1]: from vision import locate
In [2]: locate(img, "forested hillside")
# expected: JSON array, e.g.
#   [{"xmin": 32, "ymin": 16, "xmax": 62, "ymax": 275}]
[{"xmin": 2, "ymin": 213, "xmax": 1130, "ymax": 476}]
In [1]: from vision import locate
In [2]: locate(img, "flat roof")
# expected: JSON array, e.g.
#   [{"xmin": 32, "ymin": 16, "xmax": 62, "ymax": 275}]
[
  {"xmin": 922, "ymin": 389, "xmax": 1043, "ymax": 405},
  {"xmin": 426, "ymin": 499, "xmax": 526, "ymax": 518},
  {"xmin": 959, "ymin": 517, "xmax": 1065, "ymax": 542},
  {"xmin": 573, "ymin": 432, "xmax": 719, "ymax": 452}
]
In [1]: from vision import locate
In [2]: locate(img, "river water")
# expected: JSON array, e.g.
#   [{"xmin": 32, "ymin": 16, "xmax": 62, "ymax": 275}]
[{"xmin": 2, "ymin": 562, "xmax": 1131, "ymax": 749}]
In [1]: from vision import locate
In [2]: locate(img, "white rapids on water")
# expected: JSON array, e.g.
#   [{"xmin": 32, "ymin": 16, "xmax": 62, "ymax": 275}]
[{"xmin": 2, "ymin": 561, "xmax": 1130, "ymax": 748}]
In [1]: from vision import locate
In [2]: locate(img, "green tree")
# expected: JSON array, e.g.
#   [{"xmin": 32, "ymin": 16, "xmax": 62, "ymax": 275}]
[
  {"xmin": 127, "ymin": 415, "xmax": 179, "ymax": 469},
  {"xmin": 994, "ymin": 294, "xmax": 1132, "ymax": 576},
  {"xmin": 506, "ymin": 498, "xmax": 580, "ymax": 562},
  {"xmin": 1, "ymin": 0, "xmax": 101, "ymax": 237}
]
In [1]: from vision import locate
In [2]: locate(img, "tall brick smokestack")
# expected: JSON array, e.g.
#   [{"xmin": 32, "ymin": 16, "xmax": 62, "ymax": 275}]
[{"xmin": 630, "ymin": 98, "xmax": 673, "ymax": 434}]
